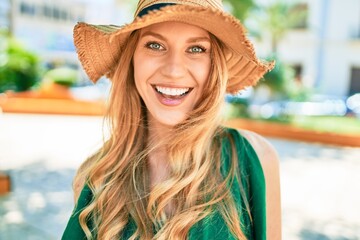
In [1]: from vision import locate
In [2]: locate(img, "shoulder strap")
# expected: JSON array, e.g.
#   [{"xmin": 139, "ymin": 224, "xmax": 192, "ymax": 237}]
[
  {"xmin": 61, "ymin": 184, "xmax": 92, "ymax": 240},
  {"xmin": 222, "ymin": 128, "xmax": 267, "ymax": 240}
]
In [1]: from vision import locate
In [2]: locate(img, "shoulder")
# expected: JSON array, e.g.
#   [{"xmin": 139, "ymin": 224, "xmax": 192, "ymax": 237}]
[
  {"xmin": 238, "ymin": 129, "xmax": 279, "ymax": 173},
  {"xmin": 237, "ymin": 129, "xmax": 282, "ymax": 239}
]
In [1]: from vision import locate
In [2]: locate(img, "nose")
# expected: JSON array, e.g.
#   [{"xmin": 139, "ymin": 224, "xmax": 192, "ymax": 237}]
[{"xmin": 160, "ymin": 50, "xmax": 187, "ymax": 79}]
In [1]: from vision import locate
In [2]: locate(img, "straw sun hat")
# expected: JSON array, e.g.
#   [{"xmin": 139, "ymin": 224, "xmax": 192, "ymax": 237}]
[{"xmin": 73, "ymin": 0, "xmax": 275, "ymax": 93}]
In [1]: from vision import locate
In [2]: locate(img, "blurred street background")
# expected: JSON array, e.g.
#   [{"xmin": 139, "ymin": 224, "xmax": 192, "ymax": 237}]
[{"xmin": 1, "ymin": 0, "xmax": 360, "ymax": 239}]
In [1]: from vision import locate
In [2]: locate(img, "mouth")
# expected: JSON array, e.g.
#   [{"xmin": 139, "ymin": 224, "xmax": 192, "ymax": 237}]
[
  {"xmin": 152, "ymin": 85, "xmax": 193, "ymax": 105},
  {"xmin": 154, "ymin": 85, "xmax": 192, "ymax": 98}
]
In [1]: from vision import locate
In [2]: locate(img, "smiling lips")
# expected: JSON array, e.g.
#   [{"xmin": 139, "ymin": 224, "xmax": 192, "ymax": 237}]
[{"xmin": 153, "ymin": 85, "xmax": 192, "ymax": 106}]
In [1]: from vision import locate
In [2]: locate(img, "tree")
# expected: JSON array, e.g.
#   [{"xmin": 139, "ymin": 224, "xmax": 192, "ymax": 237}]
[
  {"xmin": 250, "ymin": 0, "xmax": 308, "ymax": 55},
  {"xmin": 224, "ymin": 0, "xmax": 255, "ymax": 22},
  {"xmin": 245, "ymin": 1, "xmax": 309, "ymax": 100},
  {"xmin": 0, "ymin": 30, "xmax": 40, "ymax": 93}
]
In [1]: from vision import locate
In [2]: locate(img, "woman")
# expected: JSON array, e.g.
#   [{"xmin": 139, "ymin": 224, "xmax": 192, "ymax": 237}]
[{"xmin": 63, "ymin": 0, "xmax": 281, "ymax": 239}]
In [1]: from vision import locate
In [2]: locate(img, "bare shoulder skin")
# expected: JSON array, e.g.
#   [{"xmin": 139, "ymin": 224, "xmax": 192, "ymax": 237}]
[{"xmin": 239, "ymin": 129, "xmax": 282, "ymax": 240}]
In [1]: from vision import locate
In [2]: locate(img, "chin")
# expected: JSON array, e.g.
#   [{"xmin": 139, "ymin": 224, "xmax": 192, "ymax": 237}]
[
  {"xmin": 152, "ymin": 112, "xmax": 188, "ymax": 127},
  {"xmin": 159, "ymin": 117, "xmax": 186, "ymax": 127}
]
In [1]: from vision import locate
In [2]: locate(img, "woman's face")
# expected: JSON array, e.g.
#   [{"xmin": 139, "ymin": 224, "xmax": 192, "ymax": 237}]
[{"xmin": 133, "ymin": 21, "xmax": 211, "ymax": 127}]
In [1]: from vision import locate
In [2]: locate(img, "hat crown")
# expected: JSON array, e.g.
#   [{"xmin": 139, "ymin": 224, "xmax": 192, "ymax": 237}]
[{"xmin": 134, "ymin": 0, "xmax": 223, "ymax": 17}]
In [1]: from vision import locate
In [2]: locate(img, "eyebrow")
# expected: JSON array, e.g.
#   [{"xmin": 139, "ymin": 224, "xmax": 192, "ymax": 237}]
[{"xmin": 140, "ymin": 31, "xmax": 211, "ymax": 43}]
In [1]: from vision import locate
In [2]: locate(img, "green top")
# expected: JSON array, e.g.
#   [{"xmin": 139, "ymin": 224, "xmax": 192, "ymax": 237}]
[{"xmin": 62, "ymin": 128, "xmax": 266, "ymax": 239}]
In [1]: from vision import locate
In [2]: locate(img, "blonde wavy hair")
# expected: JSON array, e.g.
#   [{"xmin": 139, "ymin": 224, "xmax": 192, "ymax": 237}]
[{"xmin": 73, "ymin": 30, "xmax": 250, "ymax": 240}]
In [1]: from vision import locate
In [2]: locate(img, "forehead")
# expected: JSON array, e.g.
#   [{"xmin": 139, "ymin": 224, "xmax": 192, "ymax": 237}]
[{"xmin": 139, "ymin": 21, "xmax": 210, "ymax": 38}]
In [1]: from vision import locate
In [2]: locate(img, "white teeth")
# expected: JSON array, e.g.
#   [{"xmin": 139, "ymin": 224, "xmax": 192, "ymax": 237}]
[{"xmin": 155, "ymin": 86, "xmax": 189, "ymax": 96}]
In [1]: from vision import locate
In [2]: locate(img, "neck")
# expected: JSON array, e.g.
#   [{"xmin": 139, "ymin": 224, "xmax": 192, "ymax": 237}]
[
  {"xmin": 148, "ymin": 126, "xmax": 171, "ymax": 145},
  {"xmin": 147, "ymin": 113, "xmax": 173, "ymax": 150},
  {"xmin": 146, "ymin": 113, "xmax": 173, "ymax": 187}
]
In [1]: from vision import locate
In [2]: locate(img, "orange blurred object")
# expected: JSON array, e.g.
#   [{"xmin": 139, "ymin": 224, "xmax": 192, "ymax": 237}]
[{"xmin": 0, "ymin": 173, "xmax": 11, "ymax": 195}]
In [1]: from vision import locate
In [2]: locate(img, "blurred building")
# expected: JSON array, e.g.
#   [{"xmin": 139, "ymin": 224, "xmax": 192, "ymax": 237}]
[
  {"xmin": 253, "ymin": 0, "xmax": 360, "ymax": 97},
  {"xmin": 4, "ymin": 0, "xmax": 133, "ymax": 68},
  {"xmin": 0, "ymin": 0, "xmax": 10, "ymax": 28},
  {"xmin": 12, "ymin": 0, "xmax": 85, "ymax": 65}
]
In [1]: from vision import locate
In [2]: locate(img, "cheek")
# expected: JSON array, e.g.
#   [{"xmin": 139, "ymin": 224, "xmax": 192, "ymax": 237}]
[
  {"xmin": 133, "ymin": 53, "xmax": 157, "ymax": 88},
  {"xmin": 194, "ymin": 59, "xmax": 211, "ymax": 89},
  {"xmin": 133, "ymin": 52, "xmax": 146, "ymax": 93},
  {"xmin": 133, "ymin": 50, "xmax": 140, "ymax": 81}
]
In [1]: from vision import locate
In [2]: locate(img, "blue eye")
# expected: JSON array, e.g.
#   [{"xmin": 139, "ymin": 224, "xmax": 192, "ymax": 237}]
[
  {"xmin": 146, "ymin": 42, "xmax": 163, "ymax": 50},
  {"xmin": 188, "ymin": 46, "xmax": 206, "ymax": 53}
]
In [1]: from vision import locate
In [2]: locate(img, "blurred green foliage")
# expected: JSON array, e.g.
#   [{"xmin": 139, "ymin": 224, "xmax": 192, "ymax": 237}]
[
  {"xmin": 0, "ymin": 30, "xmax": 41, "ymax": 93},
  {"xmin": 293, "ymin": 116, "xmax": 360, "ymax": 135},
  {"xmin": 224, "ymin": 0, "xmax": 255, "ymax": 22},
  {"xmin": 225, "ymin": 97, "xmax": 250, "ymax": 119},
  {"xmin": 261, "ymin": 56, "xmax": 291, "ymax": 94},
  {"xmin": 224, "ymin": 0, "xmax": 310, "ymax": 102},
  {"xmin": 249, "ymin": 0, "xmax": 308, "ymax": 54},
  {"xmin": 44, "ymin": 67, "xmax": 78, "ymax": 87},
  {"xmin": 259, "ymin": 55, "xmax": 311, "ymax": 101}
]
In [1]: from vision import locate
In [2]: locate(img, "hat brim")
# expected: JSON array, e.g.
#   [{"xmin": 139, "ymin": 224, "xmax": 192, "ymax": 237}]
[{"xmin": 73, "ymin": 4, "xmax": 274, "ymax": 93}]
